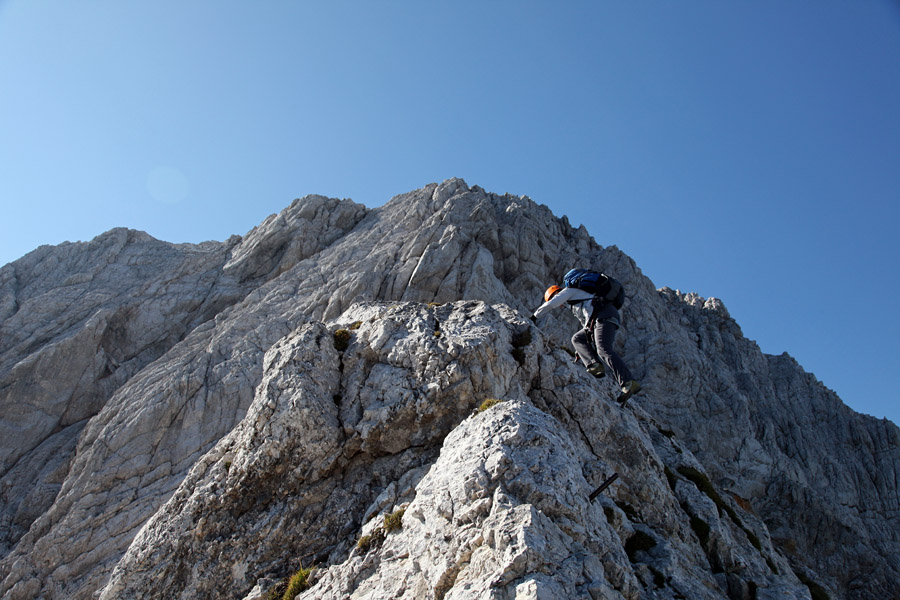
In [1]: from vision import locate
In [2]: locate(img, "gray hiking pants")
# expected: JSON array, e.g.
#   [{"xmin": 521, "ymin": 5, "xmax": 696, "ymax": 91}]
[{"xmin": 571, "ymin": 304, "xmax": 633, "ymax": 387}]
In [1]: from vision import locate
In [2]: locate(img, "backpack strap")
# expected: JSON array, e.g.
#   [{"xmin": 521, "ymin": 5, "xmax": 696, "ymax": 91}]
[
  {"xmin": 587, "ymin": 294, "xmax": 619, "ymax": 331},
  {"xmin": 586, "ymin": 296, "xmax": 602, "ymax": 331}
]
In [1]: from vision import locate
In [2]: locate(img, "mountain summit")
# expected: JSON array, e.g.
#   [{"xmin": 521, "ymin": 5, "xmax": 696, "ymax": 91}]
[{"xmin": 1, "ymin": 179, "xmax": 897, "ymax": 600}]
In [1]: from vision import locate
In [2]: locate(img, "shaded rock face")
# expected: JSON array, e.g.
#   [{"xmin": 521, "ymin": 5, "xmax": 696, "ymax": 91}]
[{"xmin": 0, "ymin": 179, "xmax": 897, "ymax": 600}]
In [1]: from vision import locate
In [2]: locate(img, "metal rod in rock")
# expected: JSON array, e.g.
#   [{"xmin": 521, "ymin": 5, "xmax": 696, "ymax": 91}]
[{"xmin": 589, "ymin": 473, "xmax": 619, "ymax": 501}]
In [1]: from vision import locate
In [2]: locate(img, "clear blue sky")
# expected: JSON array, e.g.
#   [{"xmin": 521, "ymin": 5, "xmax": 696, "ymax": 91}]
[{"xmin": 2, "ymin": 2, "xmax": 898, "ymax": 424}]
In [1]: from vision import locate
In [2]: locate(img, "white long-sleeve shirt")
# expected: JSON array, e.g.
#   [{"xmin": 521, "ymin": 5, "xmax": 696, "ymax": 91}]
[{"xmin": 532, "ymin": 287, "xmax": 595, "ymax": 327}]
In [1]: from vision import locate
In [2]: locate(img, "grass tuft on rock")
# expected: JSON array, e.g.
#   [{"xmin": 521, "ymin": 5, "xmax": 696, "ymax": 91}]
[
  {"xmin": 266, "ymin": 580, "xmax": 287, "ymax": 600},
  {"xmin": 283, "ymin": 565, "xmax": 313, "ymax": 600},
  {"xmin": 333, "ymin": 329, "xmax": 351, "ymax": 351},
  {"xmin": 357, "ymin": 528, "xmax": 386, "ymax": 553},
  {"xmin": 267, "ymin": 564, "xmax": 314, "ymax": 600},
  {"xmin": 477, "ymin": 398, "xmax": 503, "ymax": 413},
  {"xmin": 384, "ymin": 508, "xmax": 405, "ymax": 533}
]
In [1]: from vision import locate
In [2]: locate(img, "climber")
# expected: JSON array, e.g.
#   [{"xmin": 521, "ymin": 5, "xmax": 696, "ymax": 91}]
[{"xmin": 532, "ymin": 269, "xmax": 641, "ymax": 405}]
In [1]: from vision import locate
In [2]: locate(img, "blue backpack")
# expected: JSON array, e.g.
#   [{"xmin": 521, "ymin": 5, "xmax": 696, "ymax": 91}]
[{"xmin": 563, "ymin": 268, "xmax": 625, "ymax": 309}]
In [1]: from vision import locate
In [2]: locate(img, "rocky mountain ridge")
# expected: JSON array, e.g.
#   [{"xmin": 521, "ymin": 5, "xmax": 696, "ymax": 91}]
[{"xmin": 1, "ymin": 179, "xmax": 897, "ymax": 599}]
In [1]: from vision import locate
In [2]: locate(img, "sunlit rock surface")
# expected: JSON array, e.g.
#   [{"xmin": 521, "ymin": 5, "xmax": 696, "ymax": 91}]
[{"xmin": 1, "ymin": 180, "xmax": 896, "ymax": 600}]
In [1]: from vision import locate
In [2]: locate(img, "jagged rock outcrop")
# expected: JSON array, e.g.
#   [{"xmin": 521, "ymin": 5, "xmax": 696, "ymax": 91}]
[
  {"xmin": 97, "ymin": 302, "xmax": 808, "ymax": 600},
  {"xmin": 1, "ymin": 179, "xmax": 897, "ymax": 600}
]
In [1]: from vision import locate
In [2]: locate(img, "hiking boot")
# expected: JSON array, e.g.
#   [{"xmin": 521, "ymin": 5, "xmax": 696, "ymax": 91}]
[
  {"xmin": 617, "ymin": 380, "xmax": 642, "ymax": 405},
  {"xmin": 587, "ymin": 362, "xmax": 605, "ymax": 378}
]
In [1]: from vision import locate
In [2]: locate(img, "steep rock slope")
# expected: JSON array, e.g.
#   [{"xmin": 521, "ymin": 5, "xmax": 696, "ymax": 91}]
[
  {"xmin": 0, "ymin": 228, "xmax": 240, "ymax": 557},
  {"xmin": 0, "ymin": 196, "xmax": 367, "ymax": 585},
  {"xmin": 100, "ymin": 302, "xmax": 808, "ymax": 600},
  {"xmin": 0, "ymin": 179, "xmax": 897, "ymax": 600}
]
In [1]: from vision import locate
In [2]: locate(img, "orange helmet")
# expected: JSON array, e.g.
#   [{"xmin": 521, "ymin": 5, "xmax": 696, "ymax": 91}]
[{"xmin": 544, "ymin": 285, "xmax": 563, "ymax": 302}]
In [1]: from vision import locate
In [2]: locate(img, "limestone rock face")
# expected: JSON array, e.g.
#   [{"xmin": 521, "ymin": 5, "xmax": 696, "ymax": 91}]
[
  {"xmin": 0, "ymin": 197, "xmax": 367, "ymax": 594},
  {"xmin": 96, "ymin": 301, "xmax": 809, "ymax": 600},
  {"xmin": 0, "ymin": 179, "xmax": 897, "ymax": 600}
]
